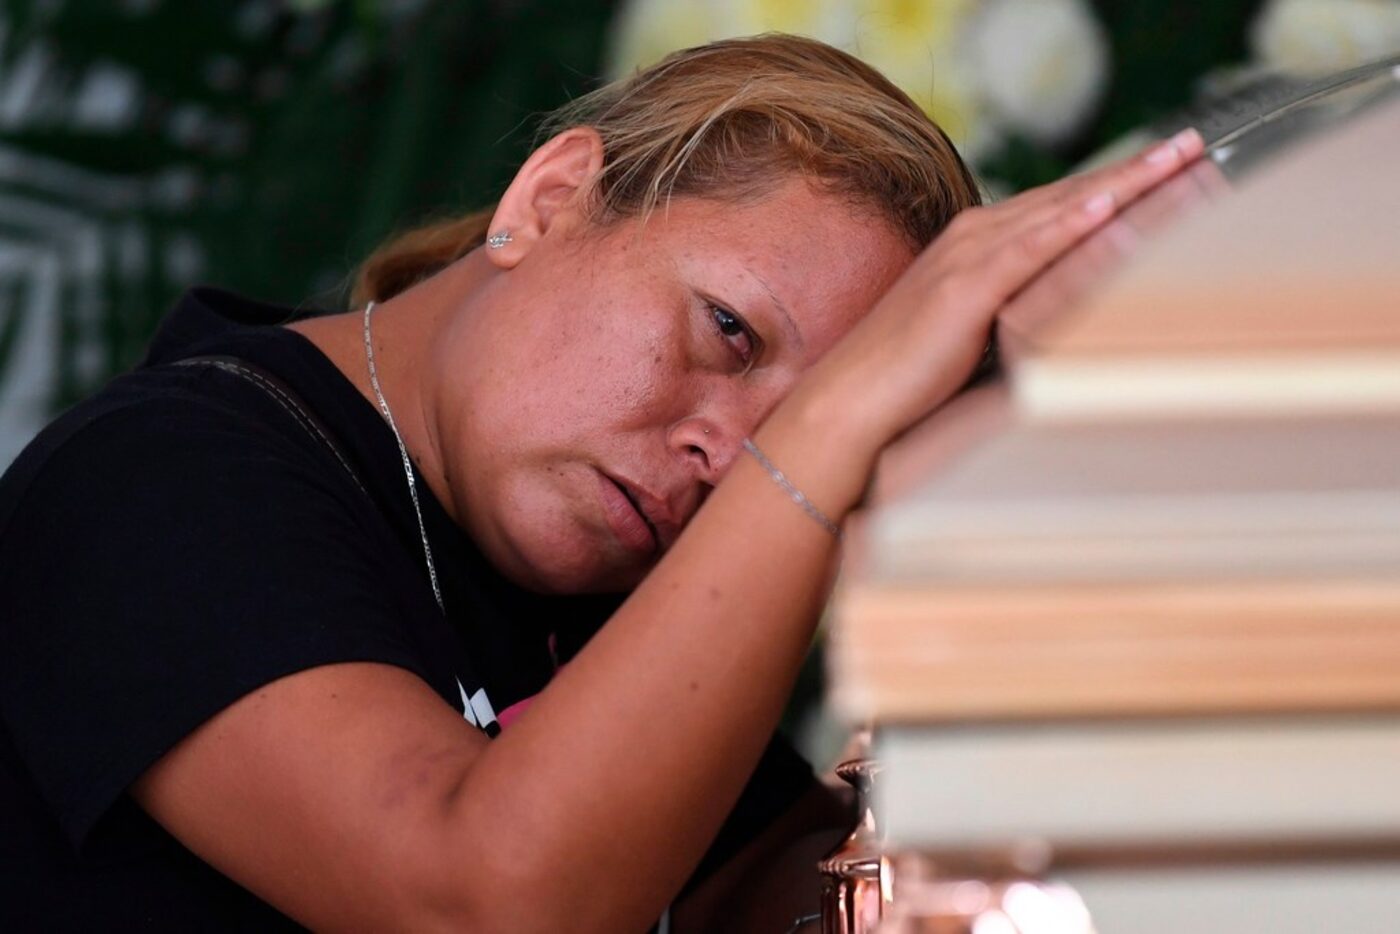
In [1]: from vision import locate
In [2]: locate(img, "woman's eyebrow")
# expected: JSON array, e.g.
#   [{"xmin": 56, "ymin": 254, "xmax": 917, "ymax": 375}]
[{"xmin": 744, "ymin": 265, "xmax": 804, "ymax": 352}]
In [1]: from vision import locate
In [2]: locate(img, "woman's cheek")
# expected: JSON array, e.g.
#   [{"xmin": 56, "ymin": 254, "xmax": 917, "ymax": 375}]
[{"xmin": 594, "ymin": 318, "xmax": 690, "ymax": 424}]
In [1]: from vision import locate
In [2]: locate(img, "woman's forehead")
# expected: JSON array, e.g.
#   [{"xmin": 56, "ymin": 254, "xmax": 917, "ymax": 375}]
[{"xmin": 634, "ymin": 182, "xmax": 914, "ymax": 322}]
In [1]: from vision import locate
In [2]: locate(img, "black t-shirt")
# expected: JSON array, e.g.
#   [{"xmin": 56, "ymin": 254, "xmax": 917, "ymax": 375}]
[{"xmin": 0, "ymin": 287, "xmax": 815, "ymax": 931}]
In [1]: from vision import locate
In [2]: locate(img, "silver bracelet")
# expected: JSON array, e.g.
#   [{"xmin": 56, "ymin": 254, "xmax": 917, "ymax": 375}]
[{"xmin": 741, "ymin": 438, "xmax": 842, "ymax": 538}]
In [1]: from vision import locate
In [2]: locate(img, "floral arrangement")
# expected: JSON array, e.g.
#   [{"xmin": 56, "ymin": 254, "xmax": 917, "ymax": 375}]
[
  {"xmin": 606, "ymin": 0, "xmax": 1112, "ymax": 165},
  {"xmin": 606, "ymin": 0, "xmax": 1400, "ymax": 182}
]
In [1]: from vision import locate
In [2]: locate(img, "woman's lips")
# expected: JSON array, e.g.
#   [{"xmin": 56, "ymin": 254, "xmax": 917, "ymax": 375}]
[{"xmin": 596, "ymin": 470, "xmax": 658, "ymax": 555}]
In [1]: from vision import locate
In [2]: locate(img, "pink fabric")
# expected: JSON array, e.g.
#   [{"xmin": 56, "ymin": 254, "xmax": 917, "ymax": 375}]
[
  {"xmin": 498, "ymin": 631, "xmax": 562, "ymax": 730},
  {"xmin": 497, "ymin": 694, "xmax": 537, "ymax": 730}
]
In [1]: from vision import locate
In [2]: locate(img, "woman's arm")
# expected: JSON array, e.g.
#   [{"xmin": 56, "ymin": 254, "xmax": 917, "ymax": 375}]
[
  {"xmin": 669, "ymin": 781, "xmax": 853, "ymax": 933},
  {"xmin": 133, "ymin": 130, "xmax": 1204, "ymax": 933}
]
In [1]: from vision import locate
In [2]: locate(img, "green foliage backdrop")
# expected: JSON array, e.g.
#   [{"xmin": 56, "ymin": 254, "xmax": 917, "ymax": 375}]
[{"xmin": 0, "ymin": 0, "xmax": 617, "ymax": 414}]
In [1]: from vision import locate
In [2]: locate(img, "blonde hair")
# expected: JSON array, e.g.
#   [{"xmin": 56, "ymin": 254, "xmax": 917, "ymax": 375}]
[{"xmin": 352, "ymin": 33, "xmax": 981, "ymax": 307}]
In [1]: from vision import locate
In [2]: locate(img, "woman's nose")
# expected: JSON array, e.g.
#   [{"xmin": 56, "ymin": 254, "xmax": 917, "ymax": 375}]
[
  {"xmin": 669, "ymin": 381, "xmax": 791, "ymax": 485},
  {"xmin": 674, "ymin": 369, "xmax": 806, "ymax": 481},
  {"xmin": 669, "ymin": 418, "xmax": 737, "ymax": 486}
]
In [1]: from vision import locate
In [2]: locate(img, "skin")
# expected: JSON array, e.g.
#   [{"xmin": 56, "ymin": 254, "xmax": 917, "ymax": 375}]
[
  {"xmin": 133, "ymin": 124, "xmax": 1205, "ymax": 932},
  {"xmin": 409, "ymin": 167, "xmax": 912, "ymax": 594}
]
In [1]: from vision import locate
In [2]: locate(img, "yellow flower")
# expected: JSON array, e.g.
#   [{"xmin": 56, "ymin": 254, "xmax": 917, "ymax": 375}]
[
  {"xmin": 605, "ymin": 0, "xmax": 725, "ymax": 77},
  {"xmin": 851, "ymin": 0, "xmax": 996, "ymax": 160},
  {"xmin": 713, "ymin": 0, "xmax": 859, "ymax": 45},
  {"xmin": 604, "ymin": 0, "xmax": 1000, "ymax": 161}
]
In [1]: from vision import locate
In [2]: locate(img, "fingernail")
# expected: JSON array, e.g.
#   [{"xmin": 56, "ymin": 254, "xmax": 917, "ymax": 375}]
[
  {"xmin": 1172, "ymin": 127, "xmax": 1204, "ymax": 153},
  {"xmin": 1083, "ymin": 192, "xmax": 1115, "ymax": 216},
  {"xmin": 1146, "ymin": 138, "xmax": 1179, "ymax": 165}
]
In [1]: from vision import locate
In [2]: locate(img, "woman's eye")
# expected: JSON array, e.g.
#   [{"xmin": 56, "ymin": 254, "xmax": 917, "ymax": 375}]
[{"xmin": 709, "ymin": 305, "xmax": 756, "ymax": 367}]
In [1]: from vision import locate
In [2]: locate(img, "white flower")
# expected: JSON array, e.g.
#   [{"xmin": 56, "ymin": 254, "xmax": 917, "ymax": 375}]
[
  {"xmin": 604, "ymin": 0, "xmax": 724, "ymax": 78},
  {"xmin": 711, "ymin": 0, "xmax": 860, "ymax": 48},
  {"xmin": 605, "ymin": 0, "xmax": 857, "ymax": 76},
  {"xmin": 850, "ymin": 0, "xmax": 999, "ymax": 162},
  {"xmin": 1250, "ymin": 0, "xmax": 1400, "ymax": 75},
  {"xmin": 964, "ymin": 0, "xmax": 1110, "ymax": 146}
]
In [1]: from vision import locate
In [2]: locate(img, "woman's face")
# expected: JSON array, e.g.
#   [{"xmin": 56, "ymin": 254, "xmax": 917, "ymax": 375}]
[{"xmin": 432, "ymin": 179, "xmax": 914, "ymax": 593}]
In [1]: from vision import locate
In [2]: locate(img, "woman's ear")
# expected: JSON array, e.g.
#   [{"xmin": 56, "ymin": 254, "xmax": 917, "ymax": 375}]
[{"xmin": 485, "ymin": 127, "xmax": 605, "ymax": 270}]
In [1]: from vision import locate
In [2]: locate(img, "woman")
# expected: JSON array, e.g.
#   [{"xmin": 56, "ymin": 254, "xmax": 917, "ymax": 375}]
[{"xmin": 0, "ymin": 34, "xmax": 1202, "ymax": 932}]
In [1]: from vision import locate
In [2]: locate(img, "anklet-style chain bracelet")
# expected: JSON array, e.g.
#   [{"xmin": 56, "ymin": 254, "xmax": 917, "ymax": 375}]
[{"xmin": 741, "ymin": 438, "xmax": 843, "ymax": 539}]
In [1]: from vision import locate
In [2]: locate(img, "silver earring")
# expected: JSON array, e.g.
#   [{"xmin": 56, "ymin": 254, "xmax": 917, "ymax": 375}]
[
  {"xmin": 487, "ymin": 230, "xmax": 512, "ymax": 249},
  {"xmin": 704, "ymin": 428, "xmax": 711, "ymax": 435}
]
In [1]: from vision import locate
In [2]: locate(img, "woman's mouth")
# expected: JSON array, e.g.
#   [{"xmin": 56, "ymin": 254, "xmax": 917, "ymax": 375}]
[{"xmin": 595, "ymin": 470, "xmax": 659, "ymax": 555}]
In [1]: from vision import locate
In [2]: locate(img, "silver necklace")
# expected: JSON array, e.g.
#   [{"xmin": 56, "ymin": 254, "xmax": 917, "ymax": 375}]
[
  {"xmin": 363, "ymin": 302, "xmax": 504, "ymax": 735},
  {"xmin": 363, "ymin": 300, "xmax": 444, "ymax": 614}
]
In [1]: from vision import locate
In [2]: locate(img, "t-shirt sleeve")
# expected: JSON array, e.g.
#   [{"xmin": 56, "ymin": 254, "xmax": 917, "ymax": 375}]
[{"xmin": 0, "ymin": 395, "xmax": 429, "ymax": 848}]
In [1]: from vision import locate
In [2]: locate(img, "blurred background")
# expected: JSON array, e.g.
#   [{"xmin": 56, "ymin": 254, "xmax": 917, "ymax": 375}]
[{"xmin": 1, "ymin": 0, "xmax": 1397, "ymax": 462}]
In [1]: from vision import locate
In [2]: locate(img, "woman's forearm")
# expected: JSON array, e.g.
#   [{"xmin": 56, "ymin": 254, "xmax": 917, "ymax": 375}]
[{"xmin": 444, "ymin": 389, "xmax": 873, "ymax": 932}]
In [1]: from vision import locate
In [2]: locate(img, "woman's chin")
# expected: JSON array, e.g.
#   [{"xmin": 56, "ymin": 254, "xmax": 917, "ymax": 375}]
[
  {"xmin": 514, "ymin": 558, "xmax": 648, "ymax": 596},
  {"xmin": 494, "ymin": 521, "xmax": 650, "ymax": 595}
]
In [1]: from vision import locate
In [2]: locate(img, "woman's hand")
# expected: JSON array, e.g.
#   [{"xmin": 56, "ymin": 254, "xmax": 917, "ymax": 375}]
[{"xmin": 768, "ymin": 128, "xmax": 1207, "ymax": 514}]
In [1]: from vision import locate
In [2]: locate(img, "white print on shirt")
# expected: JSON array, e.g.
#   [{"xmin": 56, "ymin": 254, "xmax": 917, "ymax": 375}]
[{"xmin": 456, "ymin": 678, "xmax": 499, "ymax": 734}]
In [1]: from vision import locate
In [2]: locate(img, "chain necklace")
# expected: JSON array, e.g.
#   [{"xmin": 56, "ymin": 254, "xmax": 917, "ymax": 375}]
[
  {"xmin": 362, "ymin": 301, "xmax": 506, "ymax": 735},
  {"xmin": 362, "ymin": 300, "xmax": 444, "ymax": 614}
]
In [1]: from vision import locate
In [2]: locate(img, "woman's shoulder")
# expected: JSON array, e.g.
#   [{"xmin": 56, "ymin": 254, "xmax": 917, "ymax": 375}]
[
  {"xmin": 6, "ymin": 283, "xmax": 366, "ymax": 498},
  {"xmin": 0, "ymin": 357, "xmax": 436, "ymax": 854},
  {"xmin": 1, "ymin": 358, "xmax": 348, "ymax": 535}
]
